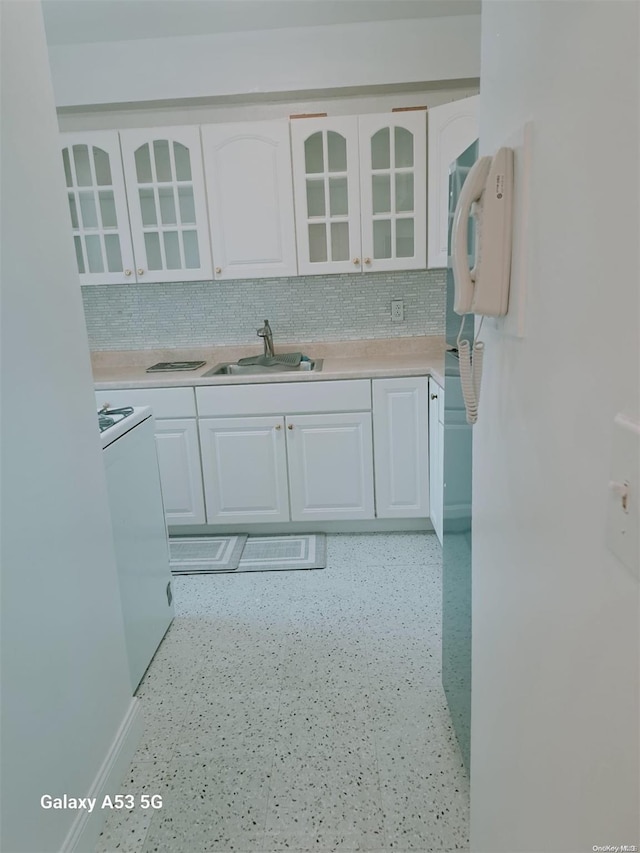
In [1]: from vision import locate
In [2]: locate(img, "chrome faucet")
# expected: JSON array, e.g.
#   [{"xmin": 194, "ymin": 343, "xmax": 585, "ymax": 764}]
[{"xmin": 257, "ymin": 319, "xmax": 275, "ymax": 358}]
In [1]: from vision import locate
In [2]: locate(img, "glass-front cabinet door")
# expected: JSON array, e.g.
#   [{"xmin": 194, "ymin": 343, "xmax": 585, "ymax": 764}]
[
  {"xmin": 290, "ymin": 116, "xmax": 361, "ymax": 276},
  {"xmin": 61, "ymin": 131, "xmax": 135, "ymax": 285},
  {"xmin": 359, "ymin": 112, "xmax": 427, "ymax": 272},
  {"xmin": 119, "ymin": 126, "xmax": 213, "ymax": 283}
]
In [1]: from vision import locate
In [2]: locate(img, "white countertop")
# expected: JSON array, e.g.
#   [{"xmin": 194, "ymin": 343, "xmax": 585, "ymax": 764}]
[{"xmin": 92, "ymin": 336, "xmax": 446, "ymax": 390}]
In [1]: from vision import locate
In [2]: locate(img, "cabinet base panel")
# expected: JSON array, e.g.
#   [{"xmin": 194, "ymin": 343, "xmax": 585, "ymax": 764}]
[{"xmin": 169, "ymin": 518, "xmax": 432, "ymax": 537}]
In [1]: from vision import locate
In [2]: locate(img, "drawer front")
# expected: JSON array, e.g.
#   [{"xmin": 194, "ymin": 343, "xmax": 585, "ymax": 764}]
[
  {"xmin": 95, "ymin": 387, "xmax": 196, "ymax": 419},
  {"xmin": 196, "ymin": 380, "xmax": 372, "ymax": 417}
]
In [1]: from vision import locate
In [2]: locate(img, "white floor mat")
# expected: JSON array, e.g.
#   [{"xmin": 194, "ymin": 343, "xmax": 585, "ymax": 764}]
[{"xmin": 169, "ymin": 535, "xmax": 247, "ymax": 574}]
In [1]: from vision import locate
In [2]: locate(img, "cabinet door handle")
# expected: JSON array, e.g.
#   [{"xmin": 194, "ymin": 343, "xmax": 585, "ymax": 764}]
[
  {"xmin": 137, "ymin": 269, "xmax": 144, "ymax": 275},
  {"xmin": 275, "ymin": 424, "xmax": 281, "ymax": 430},
  {"xmin": 215, "ymin": 267, "xmax": 222, "ymax": 274},
  {"xmin": 364, "ymin": 257, "xmax": 372, "ymax": 265},
  {"xmin": 287, "ymin": 424, "xmax": 294, "ymax": 430},
  {"xmin": 431, "ymin": 393, "xmax": 438, "ymax": 400},
  {"xmin": 124, "ymin": 269, "xmax": 132, "ymax": 276},
  {"xmin": 352, "ymin": 258, "xmax": 360, "ymax": 265}
]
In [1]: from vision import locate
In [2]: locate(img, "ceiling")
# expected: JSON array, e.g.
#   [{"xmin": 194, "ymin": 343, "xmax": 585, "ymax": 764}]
[{"xmin": 42, "ymin": 0, "xmax": 481, "ymax": 46}]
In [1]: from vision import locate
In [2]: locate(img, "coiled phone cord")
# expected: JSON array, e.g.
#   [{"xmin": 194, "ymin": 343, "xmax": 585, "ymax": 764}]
[{"xmin": 457, "ymin": 315, "xmax": 484, "ymax": 424}]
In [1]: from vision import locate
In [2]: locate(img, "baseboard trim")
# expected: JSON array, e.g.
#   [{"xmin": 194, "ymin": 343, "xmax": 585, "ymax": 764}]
[
  {"xmin": 60, "ymin": 698, "xmax": 144, "ymax": 853},
  {"xmin": 169, "ymin": 518, "xmax": 432, "ymax": 536}
]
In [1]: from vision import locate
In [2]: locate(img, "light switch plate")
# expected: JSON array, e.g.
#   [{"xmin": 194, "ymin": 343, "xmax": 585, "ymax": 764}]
[{"xmin": 606, "ymin": 413, "xmax": 640, "ymax": 580}]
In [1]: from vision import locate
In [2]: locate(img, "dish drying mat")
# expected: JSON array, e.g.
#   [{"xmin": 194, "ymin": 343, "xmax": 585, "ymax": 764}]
[{"xmin": 237, "ymin": 352, "xmax": 303, "ymax": 368}]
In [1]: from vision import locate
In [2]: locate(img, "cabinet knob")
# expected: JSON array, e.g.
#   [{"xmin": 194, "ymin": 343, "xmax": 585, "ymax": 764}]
[
  {"xmin": 124, "ymin": 269, "xmax": 132, "ymax": 276},
  {"xmin": 275, "ymin": 424, "xmax": 281, "ymax": 431},
  {"xmin": 364, "ymin": 257, "xmax": 372, "ymax": 265},
  {"xmin": 431, "ymin": 393, "xmax": 438, "ymax": 400},
  {"xmin": 287, "ymin": 424, "xmax": 294, "ymax": 430},
  {"xmin": 215, "ymin": 267, "xmax": 222, "ymax": 274},
  {"xmin": 137, "ymin": 269, "xmax": 144, "ymax": 275},
  {"xmin": 352, "ymin": 258, "xmax": 360, "ymax": 265}
]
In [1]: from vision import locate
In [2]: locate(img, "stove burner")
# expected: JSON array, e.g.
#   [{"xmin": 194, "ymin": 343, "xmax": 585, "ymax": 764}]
[{"xmin": 98, "ymin": 406, "xmax": 134, "ymax": 433}]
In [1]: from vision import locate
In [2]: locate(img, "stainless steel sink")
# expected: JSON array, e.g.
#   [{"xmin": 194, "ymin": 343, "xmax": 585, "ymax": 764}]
[{"xmin": 202, "ymin": 359, "xmax": 323, "ymax": 377}]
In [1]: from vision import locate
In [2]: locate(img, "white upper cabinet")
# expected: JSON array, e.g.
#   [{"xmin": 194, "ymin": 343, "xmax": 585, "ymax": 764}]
[
  {"xmin": 119, "ymin": 126, "xmax": 213, "ymax": 283},
  {"xmin": 61, "ymin": 131, "xmax": 135, "ymax": 285},
  {"xmin": 201, "ymin": 121, "xmax": 297, "ymax": 280},
  {"xmin": 359, "ymin": 112, "xmax": 427, "ymax": 272},
  {"xmin": 290, "ymin": 116, "xmax": 362, "ymax": 275},
  {"xmin": 427, "ymin": 95, "xmax": 479, "ymax": 268}
]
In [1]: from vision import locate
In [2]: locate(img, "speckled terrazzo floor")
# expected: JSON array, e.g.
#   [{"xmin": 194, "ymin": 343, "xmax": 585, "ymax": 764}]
[{"xmin": 95, "ymin": 532, "xmax": 470, "ymax": 853}]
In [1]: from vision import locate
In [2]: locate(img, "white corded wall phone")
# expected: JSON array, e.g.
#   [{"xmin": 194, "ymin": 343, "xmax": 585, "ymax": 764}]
[{"xmin": 451, "ymin": 147, "xmax": 515, "ymax": 423}]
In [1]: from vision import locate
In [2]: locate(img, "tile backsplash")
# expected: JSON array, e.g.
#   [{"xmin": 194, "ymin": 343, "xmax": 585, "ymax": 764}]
[{"xmin": 82, "ymin": 269, "xmax": 446, "ymax": 351}]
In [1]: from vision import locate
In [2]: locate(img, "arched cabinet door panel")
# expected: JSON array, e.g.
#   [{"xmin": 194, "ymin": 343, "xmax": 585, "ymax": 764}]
[
  {"xmin": 290, "ymin": 115, "xmax": 361, "ymax": 276},
  {"xmin": 427, "ymin": 95, "xmax": 479, "ymax": 269},
  {"xmin": 60, "ymin": 131, "xmax": 135, "ymax": 285},
  {"xmin": 201, "ymin": 120, "xmax": 297, "ymax": 279},
  {"xmin": 119, "ymin": 126, "xmax": 213, "ymax": 283},
  {"xmin": 359, "ymin": 111, "xmax": 427, "ymax": 272}
]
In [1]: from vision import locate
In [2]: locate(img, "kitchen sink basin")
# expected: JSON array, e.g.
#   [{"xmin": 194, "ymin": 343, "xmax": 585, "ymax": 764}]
[{"xmin": 202, "ymin": 359, "xmax": 322, "ymax": 377}]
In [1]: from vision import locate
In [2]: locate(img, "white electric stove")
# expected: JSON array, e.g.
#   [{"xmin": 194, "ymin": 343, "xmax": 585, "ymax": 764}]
[{"xmin": 101, "ymin": 406, "xmax": 174, "ymax": 690}]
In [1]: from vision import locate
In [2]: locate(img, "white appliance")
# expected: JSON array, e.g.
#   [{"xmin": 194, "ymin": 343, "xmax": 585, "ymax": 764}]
[{"xmin": 101, "ymin": 406, "xmax": 174, "ymax": 690}]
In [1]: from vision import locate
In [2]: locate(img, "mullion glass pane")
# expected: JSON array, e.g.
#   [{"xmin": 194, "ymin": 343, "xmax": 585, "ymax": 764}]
[
  {"xmin": 373, "ymin": 220, "xmax": 392, "ymax": 259},
  {"xmin": 78, "ymin": 192, "xmax": 98, "ymax": 228},
  {"xmin": 173, "ymin": 143, "xmax": 192, "ymax": 181},
  {"xmin": 396, "ymin": 218, "xmax": 414, "ymax": 258},
  {"xmin": 395, "ymin": 127, "xmax": 414, "ymax": 167},
  {"xmin": 104, "ymin": 234, "xmax": 123, "ymax": 272},
  {"xmin": 68, "ymin": 194, "xmax": 79, "ymax": 229},
  {"xmin": 163, "ymin": 231, "xmax": 182, "ymax": 269},
  {"xmin": 139, "ymin": 189, "xmax": 158, "ymax": 226},
  {"xmin": 395, "ymin": 172, "xmax": 414, "ymax": 212},
  {"xmin": 372, "ymin": 175, "xmax": 391, "ymax": 213},
  {"xmin": 73, "ymin": 145, "xmax": 92, "ymax": 186},
  {"xmin": 327, "ymin": 132, "xmax": 347, "ymax": 172},
  {"xmin": 93, "ymin": 147, "xmax": 112, "ymax": 185},
  {"xmin": 154, "ymin": 140, "xmax": 172, "ymax": 182},
  {"xmin": 144, "ymin": 232, "xmax": 163, "ymax": 270},
  {"xmin": 178, "ymin": 187, "xmax": 196, "ymax": 224},
  {"xmin": 329, "ymin": 178, "xmax": 348, "ymax": 216},
  {"xmin": 371, "ymin": 129, "xmax": 390, "ymax": 170},
  {"xmin": 182, "ymin": 231, "xmax": 200, "ymax": 269},
  {"xmin": 62, "ymin": 149, "xmax": 73, "ymax": 187},
  {"xmin": 330, "ymin": 222, "xmax": 349, "ymax": 261},
  {"xmin": 73, "ymin": 237, "xmax": 85, "ymax": 274},
  {"xmin": 135, "ymin": 145, "xmax": 153, "ymax": 183},
  {"xmin": 158, "ymin": 187, "xmax": 177, "ymax": 225},
  {"xmin": 85, "ymin": 235, "xmax": 104, "ymax": 273},
  {"xmin": 308, "ymin": 223, "xmax": 328, "ymax": 263},
  {"xmin": 304, "ymin": 132, "xmax": 324, "ymax": 174},
  {"xmin": 306, "ymin": 180, "xmax": 325, "ymax": 217},
  {"xmin": 98, "ymin": 191, "xmax": 117, "ymax": 228}
]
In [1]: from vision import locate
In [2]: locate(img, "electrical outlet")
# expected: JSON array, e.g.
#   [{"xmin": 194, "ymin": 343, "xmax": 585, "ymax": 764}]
[{"xmin": 391, "ymin": 299, "xmax": 404, "ymax": 322}]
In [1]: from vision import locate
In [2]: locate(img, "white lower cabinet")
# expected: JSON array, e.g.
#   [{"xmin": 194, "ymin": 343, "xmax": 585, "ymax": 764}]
[
  {"xmin": 286, "ymin": 413, "xmax": 375, "ymax": 522},
  {"xmin": 373, "ymin": 377, "xmax": 429, "ymax": 518},
  {"xmin": 199, "ymin": 417, "xmax": 290, "ymax": 524},
  {"xmin": 154, "ymin": 419, "xmax": 206, "ymax": 525},
  {"xmin": 428, "ymin": 379, "xmax": 444, "ymax": 543}
]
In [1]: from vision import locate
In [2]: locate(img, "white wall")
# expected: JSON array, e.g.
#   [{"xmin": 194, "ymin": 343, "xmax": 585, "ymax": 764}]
[
  {"xmin": 48, "ymin": 14, "xmax": 481, "ymax": 107},
  {"xmin": 472, "ymin": 3, "xmax": 639, "ymax": 852},
  {"xmin": 0, "ymin": 4, "xmax": 137, "ymax": 851}
]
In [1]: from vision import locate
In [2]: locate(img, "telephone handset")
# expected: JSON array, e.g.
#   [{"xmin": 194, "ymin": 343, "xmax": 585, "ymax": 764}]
[{"xmin": 451, "ymin": 147, "xmax": 514, "ymax": 423}]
